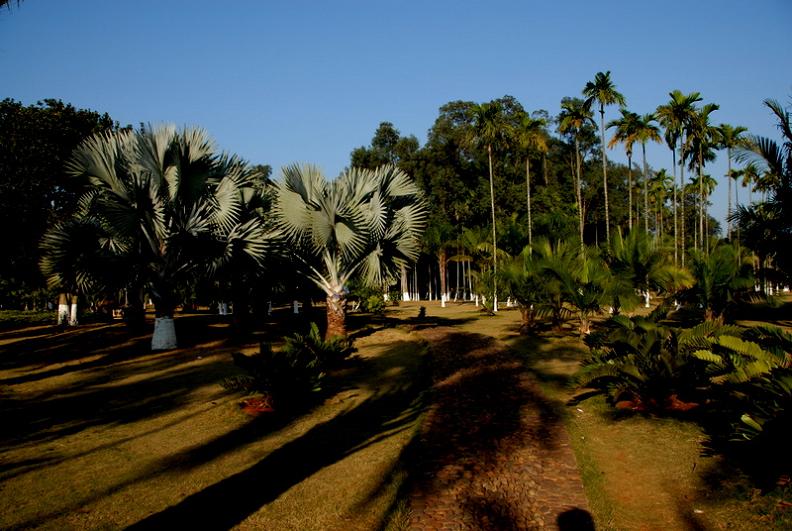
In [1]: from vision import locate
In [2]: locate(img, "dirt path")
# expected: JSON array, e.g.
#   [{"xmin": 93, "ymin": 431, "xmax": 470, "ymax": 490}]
[{"xmin": 405, "ymin": 326, "xmax": 592, "ymax": 530}]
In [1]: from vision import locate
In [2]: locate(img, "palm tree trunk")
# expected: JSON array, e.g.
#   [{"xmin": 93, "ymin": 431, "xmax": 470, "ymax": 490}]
[
  {"xmin": 727, "ymin": 148, "xmax": 732, "ymax": 240},
  {"xmin": 68, "ymin": 293, "xmax": 79, "ymax": 326},
  {"xmin": 679, "ymin": 136, "xmax": 686, "ymax": 267},
  {"xmin": 401, "ymin": 264, "xmax": 409, "ymax": 301},
  {"xmin": 151, "ymin": 288, "xmax": 177, "ymax": 350},
  {"xmin": 487, "ymin": 144, "xmax": 498, "ymax": 312},
  {"xmin": 57, "ymin": 292, "xmax": 69, "ymax": 325},
  {"xmin": 439, "ymin": 248, "xmax": 447, "ymax": 302},
  {"xmin": 698, "ymin": 150, "xmax": 704, "ymax": 253},
  {"xmin": 642, "ymin": 143, "xmax": 649, "ymax": 233},
  {"xmin": 627, "ymin": 153, "xmax": 633, "ymax": 230},
  {"xmin": 526, "ymin": 157, "xmax": 532, "ymax": 246},
  {"xmin": 325, "ymin": 291, "xmax": 347, "ymax": 340},
  {"xmin": 575, "ymin": 138, "xmax": 584, "ymax": 252},
  {"xmin": 600, "ymin": 107, "xmax": 610, "ymax": 244},
  {"xmin": 672, "ymin": 147, "xmax": 678, "ymax": 266}
]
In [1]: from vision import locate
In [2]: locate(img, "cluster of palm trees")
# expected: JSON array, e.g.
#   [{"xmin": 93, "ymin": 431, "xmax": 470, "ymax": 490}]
[{"xmin": 40, "ymin": 126, "xmax": 428, "ymax": 348}]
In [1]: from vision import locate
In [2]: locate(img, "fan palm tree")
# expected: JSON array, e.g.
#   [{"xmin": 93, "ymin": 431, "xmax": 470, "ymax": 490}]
[
  {"xmin": 272, "ymin": 164, "xmax": 427, "ymax": 339},
  {"xmin": 719, "ymin": 124, "xmax": 749, "ymax": 239},
  {"xmin": 40, "ymin": 125, "xmax": 273, "ymax": 349},
  {"xmin": 517, "ymin": 113, "xmax": 549, "ymax": 246},
  {"xmin": 608, "ymin": 109, "xmax": 640, "ymax": 230},
  {"xmin": 558, "ymin": 97, "xmax": 595, "ymax": 250},
  {"xmin": 467, "ymin": 101, "xmax": 512, "ymax": 311},
  {"xmin": 634, "ymin": 114, "xmax": 662, "ymax": 233},
  {"xmin": 583, "ymin": 71, "xmax": 627, "ymax": 244}
]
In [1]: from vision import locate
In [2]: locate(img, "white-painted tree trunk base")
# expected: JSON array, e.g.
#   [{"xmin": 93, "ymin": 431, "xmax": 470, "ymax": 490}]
[
  {"xmin": 267, "ymin": 301, "xmax": 273, "ymax": 316},
  {"xmin": 493, "ymin": 294, "xmax": 499, "ymax": 313},
  {"xmin": 402, "ymin": 292, "xmax": 410, "ymax": 302},
  {"xmin": 644, "ymin": 291, "xmax": 651, "ymax": 308},
  {"xmin": 475, "ymin": 295, "xmax": 479, "ymax": 307},
  {"xmin": 69, "ymin": 303, "xmax": 79, "ymax": 326},
  {"xmin": 152, "ymin": 317, "xmax": 177, "ymax": 350},
  {"xmin": 293, "ymin": 300, "xmax": 301, "ymax": 314},
  {"xmin": 57, "ymin": 304, "xmax": 69, "ymax": 325},
  {"xmin": 441, "ymin": 294, "xmax": 446, "ymax": 308}
]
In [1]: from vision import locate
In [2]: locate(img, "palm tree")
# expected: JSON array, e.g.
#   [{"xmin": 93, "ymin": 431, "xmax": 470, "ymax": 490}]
[
  {"xmin": 517, "ymin": 113, "xmax": 549, "ymax": 246},
  {"xmin": 583, "ymin": 71, "xmax": 627, "ymax": 244},
  {"xmin": 41, "ymin": 125, "xmax": 273, "ymax": 349},
  {"xmin": 656, "ymin": 90, "xmax": 702, "ymax": 265},
  {"xmin": 733, "ymin": 98, "xmax": 792, "ymax": 285},
  {"xmin": 468, "ymin": 101, "xmax": 512, "ymax": 312},
  {"xmin": 607, "ymin": 109, "xmax": 640, "ymax": 230},
  {"xmin": 635, "ymin": 114, "xmax": 662, "ymax": 233},
  {"xmin": 650, "ymin": 169, "xmax": 673, "ymax": 238},
  {"xmin": 685, "ymin": 103, "xmax": 720, "ymax": 252},
  {"xmin": 558, "ymin": 97, "xmax": 595, "ymax": 250},
  {"xmin": 719, "ymin": 124, "xmax": 749, "ymax": 239},
  {"xmin": 272, "ymin": 164, "xmax": 427, "ymax": 339}
]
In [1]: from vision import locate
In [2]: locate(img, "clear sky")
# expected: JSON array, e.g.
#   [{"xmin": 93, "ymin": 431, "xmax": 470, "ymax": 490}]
[{"xmin": 2, "ymin": 0, "xmax": 790, "ymax": 230}]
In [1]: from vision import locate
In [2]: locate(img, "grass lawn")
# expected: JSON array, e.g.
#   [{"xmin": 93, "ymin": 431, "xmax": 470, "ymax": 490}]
[{"xmin": 1, "ymin": 300, "xmax": 789, "ymax": 529}]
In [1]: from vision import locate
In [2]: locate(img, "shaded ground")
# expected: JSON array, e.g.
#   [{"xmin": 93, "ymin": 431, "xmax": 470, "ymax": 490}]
[
  {"xmin": 404, "ymin": 325, "xmax": 591, "ymax": 530},
  {"xmin": 0, "ymin": 313, "xmax": 429, "ymax": 530}
]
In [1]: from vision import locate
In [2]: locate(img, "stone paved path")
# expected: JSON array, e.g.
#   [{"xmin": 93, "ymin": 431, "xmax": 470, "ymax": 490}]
[{"xmin": 406, "ymin": 327, "xmax": 592, "ymax": 530}]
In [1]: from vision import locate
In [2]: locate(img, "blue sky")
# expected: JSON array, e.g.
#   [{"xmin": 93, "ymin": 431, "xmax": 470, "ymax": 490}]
[{"xmin": 2, "ymin": 0, "xmax": 790, "ymax": 229}]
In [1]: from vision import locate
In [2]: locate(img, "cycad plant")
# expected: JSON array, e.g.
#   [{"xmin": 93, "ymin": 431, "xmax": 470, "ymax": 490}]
[
  {"xmin": 576, "ymin": 315, "xmax": 698, "ymax": 410},
  {"xmin": 272, "ymin": 164, "xmax": 427, "ymax": 339},
  {"xmin": 686, "ymin": 242, "xmax": 754, "ymax": 322},
  {"xmin": 40, "ymin": 125, "xmax": 274, "ymax": 349}
]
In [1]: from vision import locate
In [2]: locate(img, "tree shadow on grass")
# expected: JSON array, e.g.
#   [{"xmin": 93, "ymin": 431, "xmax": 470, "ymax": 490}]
[
  {"xmin": 4, "ymin": 333, "xmax": 430, "ymax": 530},
  {"xmin": 379, "ymin": 328, "xmax": 575, "ymax": 528}
]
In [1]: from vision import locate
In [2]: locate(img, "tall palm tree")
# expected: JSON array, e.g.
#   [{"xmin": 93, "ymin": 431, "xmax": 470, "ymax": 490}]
[
  {"xmin": 517, "ymin": 112, "xmax": 549, "ymax": 246},
  {"xmin": 558, "ymin": 97, "xmax": 595, "ymax": 251},
  {"xmin": 41, "ymin": 125, "xmax": 273, "ymax": 349},
  {"xmin": 635, "ymin": 113, "xmax": 662, "ymax": 233},
  {"xmin": 719, "ymin": 124, "xmax": 749, "ymax": 239},
  {"xmin": 685, "ymin": 103, "xmax": 720, "ymax": 253},
  {"xmin": 733, "ymin": 98, "xmax": 792, "ymax": 282},
  {"xmin": 607, "ymin": 109, "xmax": 640, "ymax": 230},
  {"xmin": 272, "ymin": 164, "xmax": 427, "ymax": 339},
  {"xmin": 583, "ymin": 71, "xmax": 626, "ymax": 244},
  {"xmin": 468, "ymin": 100, "xmax": 512, "ymax": 312},
  {"xmin": 650, "ymin": 169, "xmax": 673, "ymax": 238},
  {"xmin": 656, "ymin": 90, "xmax": 702, "ymax": 265}
]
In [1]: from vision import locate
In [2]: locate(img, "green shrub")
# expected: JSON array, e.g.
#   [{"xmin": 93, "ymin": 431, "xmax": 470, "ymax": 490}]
[
  {"xmin": 576, "ymin": 315, "xmax": 700, "ymax": 410},
  {"xmin": 224, "ymin": 341, "xmax": 324, "ymax": 409},
  {"xmin": 284, "ymin": 322, "xmax": 356, "ymax": 367}
]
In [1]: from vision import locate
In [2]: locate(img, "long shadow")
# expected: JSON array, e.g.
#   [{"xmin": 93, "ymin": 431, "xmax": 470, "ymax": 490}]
[
  {"xmin": 5, "ymin": 334, "xmax": 429, "ymax": 529},
  {"xmin": 395, "ymin": 328, "xmax": 571, "ymax": 528},
  {"xmin": 121, "ymin": 340, "xmax": 429, "ymax": 530}
]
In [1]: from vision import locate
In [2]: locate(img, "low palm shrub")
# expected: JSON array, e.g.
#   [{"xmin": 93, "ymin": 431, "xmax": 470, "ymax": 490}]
[{"xmin": 224, "ymin": 322, "xmax": 356, "ymax": 409}]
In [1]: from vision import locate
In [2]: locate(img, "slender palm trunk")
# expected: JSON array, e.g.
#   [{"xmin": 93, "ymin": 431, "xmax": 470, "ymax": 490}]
[
  {"xmin": 672, "ymin": 147, "xmax": 678, "ymax": 266},
  {"xmin": 526, "ymin": 157, "xmax": 532, "ymax": 246},
  {"xmin": 325, "ymin": 291, "xmax": 346, "ymax": 340},
  {"xmin": 401, "ymin": 264, "xmax": 409, "ymax": 301},
  {"xmin": 679, "ymin": 136, "xmax": 686, "ymax": 267},
  {"xmin": 487, "ymin": 144, "xmax": 498, "ymax": 312},
  {"xmin": 599, "ymin": 107, "xmax": 610, "ymax": 244},
  {"xmin": 698, "ymin": 150, "xmax": 703, "ymax": 253},
  {"xmin": 727, "ymin": 148, "xmax": 733, "ymax": 240},
  {"xmin": 575, "ymin": 137, "xmax": 584, "ymax": 252},
  {"xmin": 69, "ymin": 293, "xmax": 79, "ymax": 326},
  {"xmin": 439, "ymin": 248, "xmax": 447, "ymax": 301},
  {"xmin": 642, "ymin": 142, "xmax": 649, "ymax": 233},
  {"xmin": 627, "ymin": 153, "xmax": 633, "ymax": 230}
]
